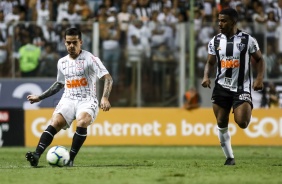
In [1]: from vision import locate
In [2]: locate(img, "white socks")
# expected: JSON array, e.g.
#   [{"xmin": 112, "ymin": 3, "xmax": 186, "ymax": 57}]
[{"xmin": 217, "ymin": 126, "xmax": 234, "ymax": 159}]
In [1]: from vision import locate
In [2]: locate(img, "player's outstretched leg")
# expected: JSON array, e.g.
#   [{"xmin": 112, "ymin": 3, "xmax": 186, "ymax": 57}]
[
  {"xmin": 25, "ymin": 152, "xmax": 40, "ymax": 167},
  {"xmin": 25, "ymin": 125, "xmax": 58, "ymax": 167}
]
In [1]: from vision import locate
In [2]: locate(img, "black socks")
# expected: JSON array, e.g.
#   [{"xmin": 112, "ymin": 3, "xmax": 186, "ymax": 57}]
[
  {"xmin": 35, "ymin": 125, "xmax": 57, "ymax": 156},
  {"xmin": 69, "ymin": 127, "xmax": 87, "ymax": 161}
]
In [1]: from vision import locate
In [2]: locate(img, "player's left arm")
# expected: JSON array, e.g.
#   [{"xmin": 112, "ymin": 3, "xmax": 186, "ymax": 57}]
[
  {"xmin": 251, "ymin": 50, "xmax": 265, "ymax": 91},
  {"xmin": 100, "ymin": 74, "xmax": 113, "ymax": 111}
]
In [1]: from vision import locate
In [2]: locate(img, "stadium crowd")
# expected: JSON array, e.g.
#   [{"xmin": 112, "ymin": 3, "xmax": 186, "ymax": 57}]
[{"xmin": 0, "ymin": 0, "xmax": 281, "ymax": 106}]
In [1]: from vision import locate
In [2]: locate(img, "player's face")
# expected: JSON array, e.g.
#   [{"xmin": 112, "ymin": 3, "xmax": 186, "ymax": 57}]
[
  {"xmin": 65, "ymin": 35, "xmax": 82, "ymax": 59},
  {"xmin": 218, "ymin": 14, "xmax": 234, "ymax": 36}
]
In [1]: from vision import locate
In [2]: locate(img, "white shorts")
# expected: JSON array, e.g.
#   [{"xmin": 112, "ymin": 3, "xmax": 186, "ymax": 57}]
[{"xmin": 53, "ymin": 97, "xmax": 99, "ymax": 129}]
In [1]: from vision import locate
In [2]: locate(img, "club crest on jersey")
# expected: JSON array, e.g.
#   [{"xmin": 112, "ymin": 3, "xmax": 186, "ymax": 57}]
[
  {"xmin": 236, "ymin": 43, "xmax": 245, "ymax": 51},
  {"xmin": 75, "ymin": 60, "xmax": 84, "ymax": 70}
]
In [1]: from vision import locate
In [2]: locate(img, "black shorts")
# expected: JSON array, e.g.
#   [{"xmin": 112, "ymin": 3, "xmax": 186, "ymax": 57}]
[{"xmin": 211, "ymin": 84, "xmax": 253, "ymax": 110}]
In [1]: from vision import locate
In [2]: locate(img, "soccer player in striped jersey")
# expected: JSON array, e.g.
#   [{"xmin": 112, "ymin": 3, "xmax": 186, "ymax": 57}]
[
  {"xmin": 201, "ymin": 8, "xmax": 265, "ymax": 165},
  {"xmin": 25, "ymin": 27, "xmax": 113, "ymax": 167}
]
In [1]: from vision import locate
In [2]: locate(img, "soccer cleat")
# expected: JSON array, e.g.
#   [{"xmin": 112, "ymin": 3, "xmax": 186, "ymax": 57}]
[
  {"xmin": 25, "ymin": 152, "xmax": 40, "ymax": 167},
  {"xmin": 64, "ymin": 160, "xmax": 74, "ymax": 167},
  {"xmin": 224, "ymin": 158, "xmax": 235, "ymax": 165}
]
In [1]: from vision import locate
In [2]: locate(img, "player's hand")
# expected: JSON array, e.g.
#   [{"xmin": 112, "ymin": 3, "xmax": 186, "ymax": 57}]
[
  {"xmin": 201, "ymin": 78, "xmax": 211, "ymax": 89},
  {"xmin": 100, "ymin": 97, "xmax": 111, "ymax": 111},
  {"xmin": 253, "ymin": 79, "xmax": 264, "ymax": 91},
  {"xmin": 27, "ymin": 95, "xmax": 41, "ymax": 104}
]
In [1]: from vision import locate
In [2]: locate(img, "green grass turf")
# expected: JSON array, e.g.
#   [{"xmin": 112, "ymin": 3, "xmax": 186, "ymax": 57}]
[{"xmin": 0, "ymin": 146, "xmax": 282, "ymax": 184}]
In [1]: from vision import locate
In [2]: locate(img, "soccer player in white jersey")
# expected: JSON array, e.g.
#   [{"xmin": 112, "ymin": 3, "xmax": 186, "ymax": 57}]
[
  {"xmin": 201, "ymin": 8, "xmax": 265, "ymax": 165},
  {"xmin": 25, "ymin": 27, "xmax": 113, "ymax": 167}
]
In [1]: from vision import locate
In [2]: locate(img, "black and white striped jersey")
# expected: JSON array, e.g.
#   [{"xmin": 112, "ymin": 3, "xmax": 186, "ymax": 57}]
[{"xmin": 208, "ymin": 30, "xmax": 260, "ymax": 93}]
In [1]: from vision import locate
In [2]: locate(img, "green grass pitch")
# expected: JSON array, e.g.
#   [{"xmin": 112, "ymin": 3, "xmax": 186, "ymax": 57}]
[{"xmin": 0, "ymin": 146, "xmax": 282, "ymax": 184}]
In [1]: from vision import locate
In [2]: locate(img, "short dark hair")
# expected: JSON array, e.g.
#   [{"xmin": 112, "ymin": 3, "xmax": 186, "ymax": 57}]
[
  {"xmin": 219, "ymin": 8, "xmax": 238, "ymax": 23},
  {"xmin": 64, "ymin": 27, "xmax": 82, "ymax": 40}
]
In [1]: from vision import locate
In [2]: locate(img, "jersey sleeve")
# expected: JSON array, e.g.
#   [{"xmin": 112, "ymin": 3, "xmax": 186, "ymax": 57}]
[
  {"xmin": 248, "ymin": 36, "xmax": 260, "ymax": 53},
  {"xmin": 91, "ymin": 55, "xmax": 109, "ymax": 79},
  {"xmin": 207, "ymin": 37, "xmax": 216, "ymax": 55},
  {"xmin": 56, "ymin": 59, "xmax": 65, "ymax": 84}
]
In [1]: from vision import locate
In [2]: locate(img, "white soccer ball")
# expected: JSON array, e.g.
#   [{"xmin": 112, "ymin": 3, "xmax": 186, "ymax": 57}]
[{"xmin": 46, "ymin": 145, "xmax": 70, "ymax": 167}]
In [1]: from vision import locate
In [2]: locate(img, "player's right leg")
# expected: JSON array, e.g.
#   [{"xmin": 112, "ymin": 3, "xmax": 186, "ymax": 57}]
[
  {"xmin": 26, "ymin": 114, "xmax": 67, "ymax": 167},
  {"xmin": 213, "ymin": 104, "xmax": 235, "ymax": 165}
]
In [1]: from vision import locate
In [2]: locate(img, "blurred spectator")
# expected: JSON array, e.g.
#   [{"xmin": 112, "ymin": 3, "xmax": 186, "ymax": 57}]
[
  {"xmin": 251, "ymin": 86, "xmax": 267, "ymax": 109},
  {"xmin": 196, "ymin": 41, "xmax": 208, "ymax": 78},
  {"xmin": 148, "ymin": 10, "xmax": 170, "ymax": 48},
  {"xmin": 186, "ymin": 0, "xmax": 205, "ymax": 20},
  {"xmin": 100, "ymin": 16, "xmax": 121, "ymax": 85},
  {"xmin": 80, "ymin": 21, "xmax": 92, "ymax": 52},
  {"xmin": 117, "ymin": 3, "xmax": 131, "ymax": 48},
  {"xmin": 134, "ymin": 0, "xmax": 151, "ymax": 23},
  {"xmin": 151, "ymin": 43, "xmax": 175, "ymax": 101},
  {"xmin": 183, "ymin": 87, "xmax": 201, "ymax": 110},
  {"xmin": 56, "ymin": 26, "xmax": 68, "ymax": 57},
  {"xmin": 127, "ymin": 18, "xmax": 151, "ymax": 58},
  {"xmin": 120, "ymin": 0, "xmax": 136, "ymax": 14},
  {"xmin": 274, "ymin": 0, "xmax": 282, "ymax": 24},
  {"xmin": 96, "ymin": 4, "xmax": 108, "ymax": 22},
  {"xmin": 193, "ymin": 9, "xmax": 203, "ymax": 38},
  {"xmin": 234, "ymin": 1, "xmax": 246, "ymax": 22},
  {"xmin": 107, "ymin": 6, "xmax": 118, "ymax": 20},
  {"xmin": 275, "ymin": 24, "xmax": 282, "ymax": 63},
  {"xmin": 263, "ymin": 44, "xmax": 280, "ymax": 79},
  {"xmin": 37, "ymin": 42, "xmax": 59, "ymax": 77},
  {"xmin": 0, "ymin": 20, "xmax": 8, "ymax": 77},
  {"xmin": 203, "ymin": 0, "xmax": 217, "ymax": 24},
  {"xmin": 41, "ymin": 21, "xmax": 60, "ymax": 47},
  {"xmin": 237, "ymin": 18, "xmax": 252, "ymax": 34},
  {"xmin": 125, "ymin": 34, "xmax": 145, "ymax": 106},
  {"xmin": 18, "ymin": 35, "xmax": 41, "ymax": 77},
  {"xmin": 57, "ymin": 1, "xmax": 81, "ymax": 26},
  {"xmin": 29, "ymin": 24, "xmax": 46, "ymax": 49},
  {"xmin": 0, "ymin": 0, "xmax": 20, "ymax": 16},
  {"xmin": 267, "ymin": 82, "xmax": 280, "ymax": 108},
  {"xmin": 74, "ymin": 0, "xmax": 92, "ymax": 21},
  {"xmin": 126, "ymin": 34, "xmax": 145, "ymax": 66},
  {"xmin": 27, "ymin": 0, "xmax": 37, "ymax": 21},
  {"xmin": 4, "ymin": 4, "xmax": 20, "ymax": 24},
  {"xmin": 103, "ymin": 0, "xmax": 114, "ymax": 11},
  {"xmin": 197, "ymin": 21, "xmax": 214, "ymax": 45},
  {"xmin": 56, "ymin": 0, "xmax": 69, "ymax": 22},
  {"xmin": 265, "ymin": 8, "xmax": 278, "ymax": 43},
  {"xmin": 157, "ymin": 5, "xmax": 178, "ymax": 25},
  {"xmin": 252, "ymin": 1, "xmax": 267, "ymax": 52},
  {"xmin": 150, "ymin": 0, "xmax": 163, "ymax": 12},
  {"xmin": 35, "ymin": 0, "xmax": 50, "ymax": 27}
]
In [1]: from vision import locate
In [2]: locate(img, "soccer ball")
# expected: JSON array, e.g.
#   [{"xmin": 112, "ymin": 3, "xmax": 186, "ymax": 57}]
[{"xmin": 46, "ymin": 145, "xmax": 70, "ymax": 167}]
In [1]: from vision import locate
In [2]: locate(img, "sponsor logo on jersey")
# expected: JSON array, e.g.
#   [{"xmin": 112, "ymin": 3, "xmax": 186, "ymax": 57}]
[
  {"xmin": 221, "ymin": 59, "xmax": 240, "ymax": 68},
  {"xmin": 66, "ymin": 77, "xmax": 88, "ymax": 88}
]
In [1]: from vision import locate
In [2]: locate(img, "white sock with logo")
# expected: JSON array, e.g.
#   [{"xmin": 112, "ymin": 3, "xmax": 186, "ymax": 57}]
[{"xmin": 217, "ymin": 126, "xmax": 234, "ymax": 159}]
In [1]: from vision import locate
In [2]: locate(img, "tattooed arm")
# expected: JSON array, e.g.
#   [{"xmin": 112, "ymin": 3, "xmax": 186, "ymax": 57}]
[
  {"xmin": 100, "ymin": 74, "xmax": 113, "ymax": 111},
  {"xmin": 27, "ymin": 82, "xmax": 64, "ymax": 104}
]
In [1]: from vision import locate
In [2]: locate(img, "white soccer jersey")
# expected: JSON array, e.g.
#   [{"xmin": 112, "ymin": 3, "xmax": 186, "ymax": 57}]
[
  {"xmin": 208, "ymin": 30, "xmax": 260, "ymax": 93},
  {"xmin": 57, "ymin": 50, "xmax": 109, "ymax": 101}
]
